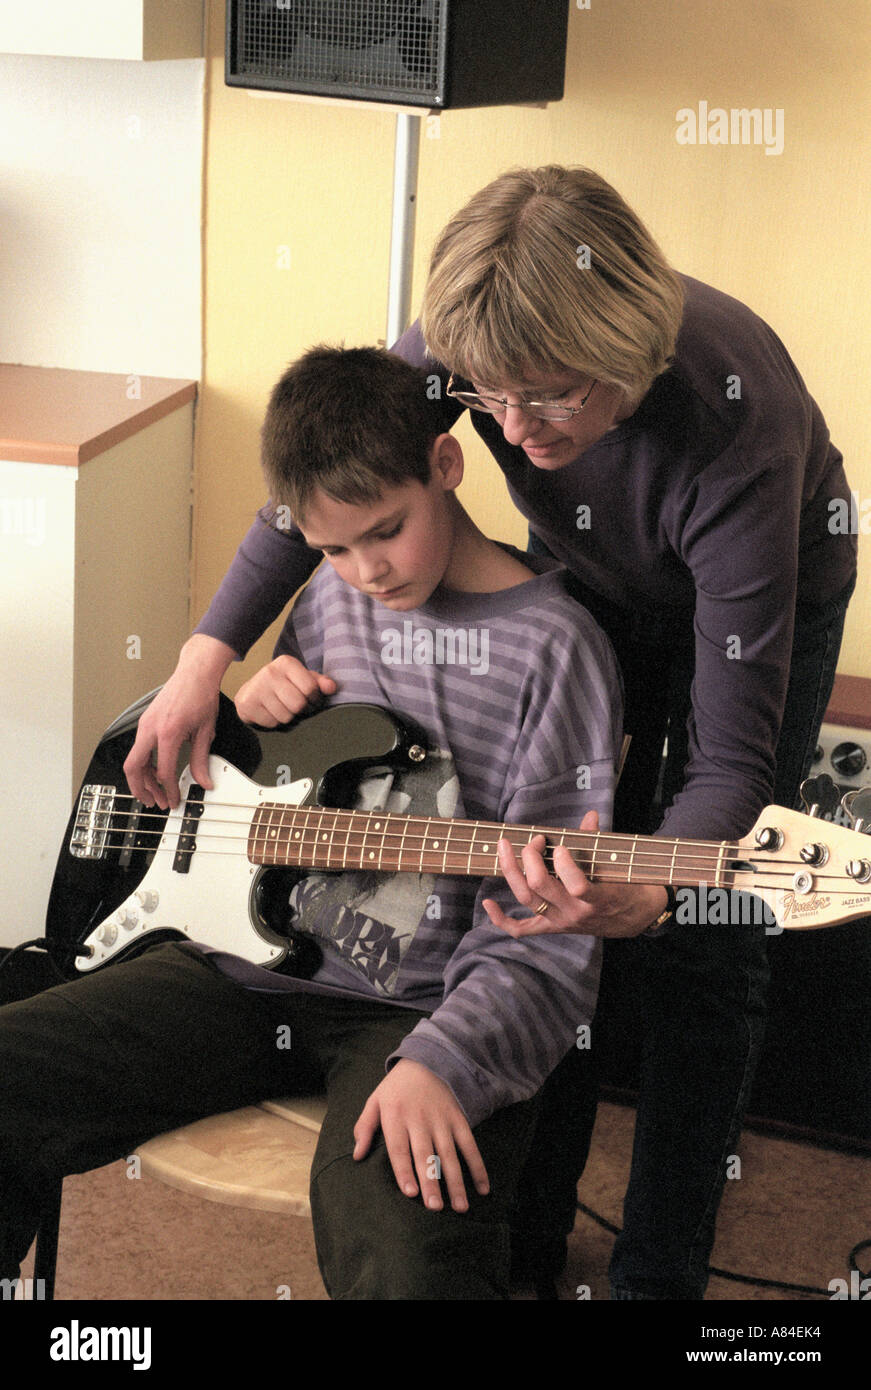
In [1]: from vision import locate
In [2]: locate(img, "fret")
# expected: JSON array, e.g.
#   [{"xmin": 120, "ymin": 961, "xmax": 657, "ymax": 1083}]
[
  {"xmin": 482, "ymin": 831, "xmax": 495, "ymax": 875},
  {"xmin": 627, "ymin": 834, "xmax": 637, "ymax": 883},
  {"xmin": 341, "ymin": 808, "xmax": 352, "ymax": 870},
  {"xmin": 360, "ymin": 812, "xmax": 377, "ymax": 868},
  {"xmin": 556, "ymin": 828, "xmax": 570, "ymax": 876},
  {"xmin": 374, "ymin": 815, "xmax": 385, "ymax": 871},
  {"xmin": 715, "ymin": 840, "xmax": 726, "ymax": 889},
  {"xmin": 316, "ymin": 808, "xmax": 328, "ymax": 867},
  {"xmin": 589, "ymin": 831, "xmax": 598, "ymax": 882},
  {"xmin": 302, "ymin": 808, "xmax": 316, "ymax": 870},
  {"xmin": 290, "ymin": 807, "xmax": 305, "ymax": 867},
  {"xmin": 442, "ymin": 822, "xmax": 451, "ymax": 874},
  {"xmin": 396, "ymin": 813, "xmax": 409, "ymax": 874},
  {"xmin": 345, "ymin": 809, "xmax": 361, "ymax": 868},
  {"xmin": 669, "ymin": 838, "xmax": 678, "ymax": 887},
  {"xmin": 279, "ymin": 805, "xmax": 291, "ymax": 865}
]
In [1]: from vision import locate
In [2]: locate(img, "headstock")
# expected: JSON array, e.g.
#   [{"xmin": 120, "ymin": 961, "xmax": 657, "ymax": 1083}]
[{"xmin": 735, "ymin": 783, "xmax": 871, "ymax": 931}]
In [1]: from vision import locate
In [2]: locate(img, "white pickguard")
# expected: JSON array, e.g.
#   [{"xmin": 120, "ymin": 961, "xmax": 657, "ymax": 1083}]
[{"xmin": 75, "ymin": 755, "xmax": 313, "ymax": 972}]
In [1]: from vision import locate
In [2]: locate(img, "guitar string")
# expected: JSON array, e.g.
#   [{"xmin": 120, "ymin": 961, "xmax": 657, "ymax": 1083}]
[
  {"xmin": 105, "ymin": 786, "xmax": 860, "ymax": 837},
  {"xmin": 97, "ymin": 790, "xmax": 856, "ymax": 856},
  {"xmin": 76, "ymin": 808, "xmax": 740, "ymax": 867},
  {"xmin": 70, "ymin": 817, "xmax": 847, "ymax": 885},
  {"xmin": 74, "ymin": 803, "xmax": 844, "ymax": 866},
  {"xmin": 72, "ymin": 794, "xmax": 865, "ymax": 886},
  {"xmin": 80, "ymin": 795, "xmax": 743, "ymax": 859}
]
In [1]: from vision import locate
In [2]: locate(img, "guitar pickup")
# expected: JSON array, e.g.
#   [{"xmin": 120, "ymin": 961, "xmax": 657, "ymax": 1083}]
[
  {"xmin": 118, "ymin": 799, "xmax": 145, "ymax": 869},
  {"xmin": 70, "ymin": 785, "xmax": 116, "ymax": 860},
  {"xmin": 172, "ymin": 784, "xmax": 205, "ymax": 875}
]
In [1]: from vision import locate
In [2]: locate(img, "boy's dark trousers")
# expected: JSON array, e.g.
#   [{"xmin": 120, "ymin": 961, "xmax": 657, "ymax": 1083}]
[{"xmin": 0, "ymin": 942, "xmax": 539, "ymax": 1300}]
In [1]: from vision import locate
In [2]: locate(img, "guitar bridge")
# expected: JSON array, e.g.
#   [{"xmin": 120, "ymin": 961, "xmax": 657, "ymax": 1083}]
[{"xmin": 70, "ymin": 785, "xmax": 116, "ymax": 859}]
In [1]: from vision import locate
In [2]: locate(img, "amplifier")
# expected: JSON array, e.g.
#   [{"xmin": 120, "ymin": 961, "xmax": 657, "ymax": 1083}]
[
  {"xmin": 749, "ymin": 676, "xmax": 870, "ymax": 1148},
  {"xmin": 809, "ymin": 675, "xmax": 871, "ymax": 822}
]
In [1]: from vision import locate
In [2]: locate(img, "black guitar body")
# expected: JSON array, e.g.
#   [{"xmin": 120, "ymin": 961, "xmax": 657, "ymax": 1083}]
[{"xmin": 46, "ymin": 690, "xmax": 429, "ymax": 980}]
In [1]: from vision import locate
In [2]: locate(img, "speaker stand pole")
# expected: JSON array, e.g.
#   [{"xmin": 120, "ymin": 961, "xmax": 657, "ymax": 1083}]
[{"xmin": 386, "ymin": 113, "xmax": 422, "ymax": 347}]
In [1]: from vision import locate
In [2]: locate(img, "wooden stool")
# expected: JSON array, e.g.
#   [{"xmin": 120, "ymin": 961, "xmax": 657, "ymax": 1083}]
[
  {"xmin": 135, "ymin": 1096, "xmax": 328, "ymax": 1217},
  {"xmin": 31, "ymin": 1096, "xmax": 328, "ymax": 1300}
]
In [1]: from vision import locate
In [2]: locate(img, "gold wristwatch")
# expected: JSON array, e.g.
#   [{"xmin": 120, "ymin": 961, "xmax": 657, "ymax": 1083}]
[{"xmin": 644, "ymin": 884, "xmax": 679, "ymax": 936}]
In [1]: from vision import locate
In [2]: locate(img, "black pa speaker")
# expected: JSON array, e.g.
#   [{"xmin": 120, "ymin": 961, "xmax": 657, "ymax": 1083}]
[{"xmin": 226, "ymin": 1, "xmax": 570, "ymax": 109}]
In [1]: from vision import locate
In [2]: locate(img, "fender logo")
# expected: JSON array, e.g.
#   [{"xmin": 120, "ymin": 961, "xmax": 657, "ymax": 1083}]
[
  {"xmin": 781, "ymin": 893, "xmax": 831, "ymax": 920},
  {"xmin": 780, "ymin": 891, "xmax": 871, "ymax": 922}
]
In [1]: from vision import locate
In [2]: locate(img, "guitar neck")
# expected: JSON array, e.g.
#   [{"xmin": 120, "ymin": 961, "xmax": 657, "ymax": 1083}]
[{"xmin": 249, "ymin": 803, "xmax": 741, "ymax": 888}]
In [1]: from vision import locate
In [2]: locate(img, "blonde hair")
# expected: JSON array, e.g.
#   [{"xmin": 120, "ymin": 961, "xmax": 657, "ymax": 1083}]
[{"xmin": 420, "ymin": 166, "xmax": 684, "ymax": 402}]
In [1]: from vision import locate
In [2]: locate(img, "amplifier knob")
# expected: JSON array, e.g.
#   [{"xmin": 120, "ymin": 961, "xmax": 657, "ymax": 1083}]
[{"xmin": 831, "ymin": 741, "xmax": 867, "ymax": 779}]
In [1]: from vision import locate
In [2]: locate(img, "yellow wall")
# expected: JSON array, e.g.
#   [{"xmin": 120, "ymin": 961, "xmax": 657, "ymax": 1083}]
[{"xmin": 195, "ymin": 0, "xmax": 870, "ymax": 692}]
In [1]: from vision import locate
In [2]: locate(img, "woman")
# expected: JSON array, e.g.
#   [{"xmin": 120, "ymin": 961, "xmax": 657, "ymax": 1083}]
[{"xmin": 126, "ymin": 167, "xmax": 856, "ymax": 1298}]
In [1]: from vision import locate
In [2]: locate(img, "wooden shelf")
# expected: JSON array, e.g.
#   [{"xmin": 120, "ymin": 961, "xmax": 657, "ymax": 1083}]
[
  {"xmin": 0, "ymin": 365, "xmax": 196, "ymax": 949},
  {"xmin": 0, "ymin": 364, "xmax": 196, "ymax": 466}
]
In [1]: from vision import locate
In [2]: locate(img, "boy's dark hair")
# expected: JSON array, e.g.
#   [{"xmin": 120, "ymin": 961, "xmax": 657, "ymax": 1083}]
[{"xmin": 261, "ymin": 345, "xmax": 440, "ymax": 520}]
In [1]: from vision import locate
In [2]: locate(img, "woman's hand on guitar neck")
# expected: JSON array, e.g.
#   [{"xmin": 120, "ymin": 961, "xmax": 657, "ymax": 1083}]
[
  {"xmin": 123, "ymin": 634, "xmax": 236, "ymax": 811},
  {"xmin": 482, "ymin": 809, "xmax": 668, "ymax": 939}
]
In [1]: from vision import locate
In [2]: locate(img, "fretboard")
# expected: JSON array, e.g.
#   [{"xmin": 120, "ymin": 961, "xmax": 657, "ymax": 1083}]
[{"xmin": 247, "ymin": 804, "xmax": 739, "ymax": 888}]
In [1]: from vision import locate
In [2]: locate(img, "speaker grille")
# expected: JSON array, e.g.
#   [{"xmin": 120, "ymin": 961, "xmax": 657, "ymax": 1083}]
[{"xmin": 232, "ymin": 1, "xmax": 445, "ymax": 102}]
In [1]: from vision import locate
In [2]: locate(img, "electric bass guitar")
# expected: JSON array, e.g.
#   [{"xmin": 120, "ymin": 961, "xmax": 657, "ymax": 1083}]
[{"xmin": 46, "ymin": 691, "xmax": 871, "ymax": 979}]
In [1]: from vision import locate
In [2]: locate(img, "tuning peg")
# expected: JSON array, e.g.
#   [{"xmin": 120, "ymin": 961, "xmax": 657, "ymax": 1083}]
[
  {"xmin": 840, "ymin": 786, "xmax": 871, "ymax": 834},
  {"xmin": 799, "ymin": 773, "xmax": 842, "ymax": 820}
]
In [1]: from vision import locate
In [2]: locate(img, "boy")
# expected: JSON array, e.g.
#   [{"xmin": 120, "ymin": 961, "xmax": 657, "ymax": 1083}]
[{"xmin": 0, "ymin": 346, "xmax": 621, "ymax": 1299}]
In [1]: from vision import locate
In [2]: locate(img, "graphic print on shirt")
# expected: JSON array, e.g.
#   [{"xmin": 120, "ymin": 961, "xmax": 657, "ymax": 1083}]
[{"xmin": 287, "ymin": 750, "xmax": 461, "ymax": 995}]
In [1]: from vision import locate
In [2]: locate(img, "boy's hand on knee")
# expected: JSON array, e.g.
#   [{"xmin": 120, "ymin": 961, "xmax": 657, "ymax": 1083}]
[
  {"xmin": 353, "ymin": 1059, "xmax": 489, "ymax": 1213},
  {"xmin": 234, "ymin": 655, "xmax": 337, "ymax": 727}
]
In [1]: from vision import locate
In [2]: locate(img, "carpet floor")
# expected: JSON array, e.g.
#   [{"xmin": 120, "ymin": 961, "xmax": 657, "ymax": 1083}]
[{"xmin": 18, "ymin": 1101, "xmax": 869, "ymax": 1303}]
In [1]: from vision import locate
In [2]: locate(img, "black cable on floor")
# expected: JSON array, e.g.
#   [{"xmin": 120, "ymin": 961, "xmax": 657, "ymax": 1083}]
[{"xmin": 576, "ymin": 1198, "xmax": 853, "ymax": 1298}]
